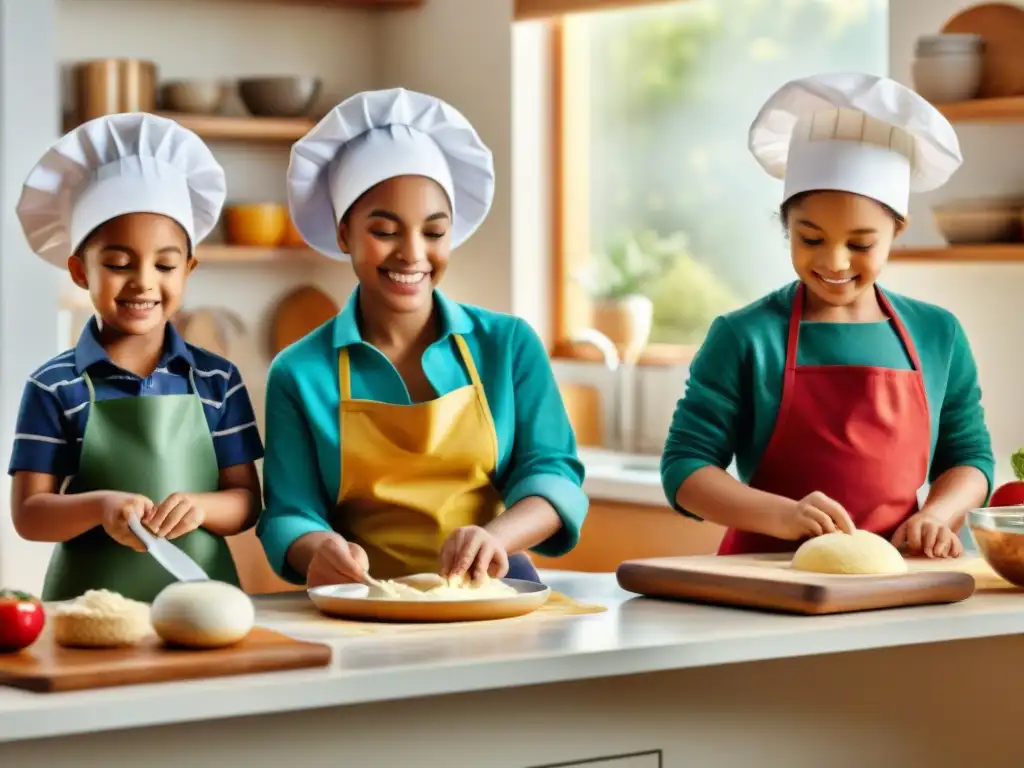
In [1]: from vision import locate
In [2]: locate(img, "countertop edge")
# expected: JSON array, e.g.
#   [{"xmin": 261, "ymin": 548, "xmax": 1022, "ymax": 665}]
[{"xmin": 3, "ymin": 602, "xmax": 1024, "ymax": 743}]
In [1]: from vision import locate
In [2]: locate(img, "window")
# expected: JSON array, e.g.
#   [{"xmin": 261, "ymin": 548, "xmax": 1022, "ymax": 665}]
[{"xmin": 550, "ymin": 0, "xmax": 889, "ymax": 366}]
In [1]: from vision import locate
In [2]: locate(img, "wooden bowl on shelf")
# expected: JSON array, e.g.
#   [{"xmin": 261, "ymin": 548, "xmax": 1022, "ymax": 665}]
[
  {"xmin": 223, "ymin": 203, "xmax": 289, "ymax": 247},
  {"xmin": 933, "ymin": 199, "xmax": 1022, "ymax": 244},
  {"xmin": 238, "ymin": 76, "xmax": 321, "ymax": 118}
]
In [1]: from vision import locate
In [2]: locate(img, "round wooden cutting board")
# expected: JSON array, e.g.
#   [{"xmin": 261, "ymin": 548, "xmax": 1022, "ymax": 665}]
[
  {"xmin": 174, "ymin": 307, "xmax": 246, "ymax": 357},
  {"xmin": 942, "ymin": 3, "xmax": 1024, "ymax": 97},
  {"xmin": 269, "ymin": 285, "xmax": 340, "ymax": 357}
]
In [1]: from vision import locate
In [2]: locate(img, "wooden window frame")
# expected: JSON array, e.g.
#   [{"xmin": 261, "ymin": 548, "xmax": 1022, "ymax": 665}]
[{"xmin": 546, "ymin": 14, "xmax": 698, "ymax": 369}]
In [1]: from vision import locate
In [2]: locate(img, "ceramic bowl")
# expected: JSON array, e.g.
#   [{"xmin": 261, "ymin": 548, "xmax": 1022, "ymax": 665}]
[
  {"xmin": 914, "ymin": 33, "xmax": 983, "ymax": 57},
  {"xmin": 933, "ymin": 200, "xmax": 1021, "ymax": 244},
  {"xmin": 237, "ymin": 76, "xmax": 321, "ymax": 117},
  {"xmin": 912, "ymin": 51, "xmax": 982, "ymax": 103},
  {"xmin": 968, "ymin": 508, "xmax": 1024, "ymax": 587},
  {"xmin": 159, "ymin": 79, "xmax": 226, "ymax": 114},
  {"xmin": 223, "ymin": 203, "xmax": 289, "ymax": 247}
]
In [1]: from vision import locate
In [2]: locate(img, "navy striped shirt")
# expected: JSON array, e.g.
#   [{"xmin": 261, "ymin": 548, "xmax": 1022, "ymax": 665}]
[{"xmin": 8, "ymin": 317, "xmax": 264, "ymax": 481}]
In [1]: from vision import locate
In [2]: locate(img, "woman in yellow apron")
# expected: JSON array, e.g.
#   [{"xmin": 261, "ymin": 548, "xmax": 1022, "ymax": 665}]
[
  {"xmin": 9, "ymin": 113, "xmax": 264, "ymax": 602},
  {"xmin": 257, "ymin": 88, "xmax": 588, "ymax": 586}
]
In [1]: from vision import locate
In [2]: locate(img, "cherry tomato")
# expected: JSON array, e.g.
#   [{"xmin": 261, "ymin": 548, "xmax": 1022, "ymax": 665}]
[{"xmin": 0, "ymin": 589, "xmax": 45, "ymax": 652}]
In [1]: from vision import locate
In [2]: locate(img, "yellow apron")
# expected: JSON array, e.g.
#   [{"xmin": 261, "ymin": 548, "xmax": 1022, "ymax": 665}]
[{"xmin": 332, "ymin": 335, "xmax": 506, "ymax": 579}]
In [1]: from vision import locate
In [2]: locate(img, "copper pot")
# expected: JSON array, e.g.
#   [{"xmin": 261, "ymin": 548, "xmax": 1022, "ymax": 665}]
[{"xmin": 73, "ymin": 59, "xmax": 157, "ymax": 123}]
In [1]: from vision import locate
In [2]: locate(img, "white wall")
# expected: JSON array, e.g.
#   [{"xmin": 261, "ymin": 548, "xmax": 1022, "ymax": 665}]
[
  {"xmin": 884, "ymin": 0, "xmax": 1024, "ymax": 485},
  {"xmin": 0, "ymin": 0, "xmax": 61, "ymax": 592}
]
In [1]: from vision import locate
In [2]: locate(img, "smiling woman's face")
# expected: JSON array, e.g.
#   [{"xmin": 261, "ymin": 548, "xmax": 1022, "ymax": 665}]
[
  {"xmin": 785, "ymin": 191, "xmax": 906, "ymax": 309},
  {"xmin": 338, "ymin": 175, "xmax": 453, "ymax": 317}
]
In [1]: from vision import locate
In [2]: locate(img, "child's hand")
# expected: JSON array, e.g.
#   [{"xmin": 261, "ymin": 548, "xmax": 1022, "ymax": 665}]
[
  {"xmin": 100, "ymin": 492, "xmax": 153, "ymax": 552},
  {"xmin": 892, "ymin": 511, "xmax": 963, "ymax": 558},
  {"xmin": 148, "ymin": 493, "xmax": 205, "ymax": 540}
]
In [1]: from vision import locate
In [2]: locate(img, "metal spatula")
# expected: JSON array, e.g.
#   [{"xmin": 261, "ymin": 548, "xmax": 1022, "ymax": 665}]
[{"xmin": 127, "ymin": 515, "xmax": 209, "ymax": 583}]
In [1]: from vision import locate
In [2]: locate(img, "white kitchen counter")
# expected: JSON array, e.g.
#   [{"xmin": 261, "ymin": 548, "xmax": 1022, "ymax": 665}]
[{"xmin": 5, "ymin": 568, "xmax": 1024, "ymax": 760}]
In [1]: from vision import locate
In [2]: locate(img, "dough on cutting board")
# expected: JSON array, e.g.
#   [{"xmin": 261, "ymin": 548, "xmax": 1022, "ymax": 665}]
[
  {"xmin": 366, "ymin": 573, "xmax": 518, "ymax": 601},
  {"xmin": 791, "ymin": 530, "xmax": 908, "ymax": 575},
  {"xmin": 52, "ymin": 589, "xmax": 152, "ymax": 648},
  {"xmin": 151, "ymin": 581, "xmax": 254, "ymax": 649}
]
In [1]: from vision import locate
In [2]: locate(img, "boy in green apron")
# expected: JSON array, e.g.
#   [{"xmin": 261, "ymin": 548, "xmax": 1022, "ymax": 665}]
[{"xmin": 8, "ymin": 113, "xmax": 264, "ymax": 602}]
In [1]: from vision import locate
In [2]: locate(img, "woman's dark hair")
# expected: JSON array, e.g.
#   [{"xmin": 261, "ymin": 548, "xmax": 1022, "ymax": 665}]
[{"xmin": 778, "ymin": 190, "xmax": 906, "ymax": 231}]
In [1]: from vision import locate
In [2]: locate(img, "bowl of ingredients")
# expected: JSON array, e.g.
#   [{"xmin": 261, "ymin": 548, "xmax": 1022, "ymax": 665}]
[
  {"xmin": 968, "ymin": 507, "xmax": 1024, "ymax": 586},
  {"xmin": 238, "ymin": 76, "xmax": 321, "ymax": 117},
  {"xmin": 159, "ymin": 79, "xmax": 226, "ymax": 114},
  {"xmin": 224, "ymin": 203, "xmax": 289, "ymax": 247},
  {"xmin": 912, "ymin": 34, "xmax": 983, "ymax": 104},
  {"xmin": 933, "ymin": 199, "xmax": 1022, "ymax": 244}
]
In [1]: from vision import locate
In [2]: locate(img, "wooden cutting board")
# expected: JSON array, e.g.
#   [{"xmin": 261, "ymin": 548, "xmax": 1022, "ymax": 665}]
[
  {"xmin": 269, "ymin": 285, "xmax": 340, "ymax": 357},
  {"xmin": 942, "ymin": 3, "xmax": 1024, "ymax": 97},
  {"xmin": 616, "ymin": 553, "xmax": 977, "ymax": 615},
  {"xmin": 0, "ymin": 626, "xmax": 331, "ymax": 693}
]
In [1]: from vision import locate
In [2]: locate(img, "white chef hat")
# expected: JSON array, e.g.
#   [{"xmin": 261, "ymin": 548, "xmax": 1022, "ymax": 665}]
[
  {"xmin": 287, "ymin": 87, "xmax": 495, "ymax": 259},
  {"xmin": 749, "ymin": 73, "xmax": 962, "ymax": 217},
  {"xmin": 17, "ymin": 112, "xmax": 226, "ymax": 268}
]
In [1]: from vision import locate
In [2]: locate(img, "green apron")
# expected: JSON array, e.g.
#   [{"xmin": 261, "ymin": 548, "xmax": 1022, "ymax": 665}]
[{"xmin": 42, "ymin": 369, "xmax": 239, "ymax": 602}]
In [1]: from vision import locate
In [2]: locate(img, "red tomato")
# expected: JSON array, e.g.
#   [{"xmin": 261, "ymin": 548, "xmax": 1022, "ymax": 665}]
[
  {"xmin": 991, "ymin": 450, "xmax": 1024, "ymax": 508},
  {"xmin": 0, "ymin": 589, "xmax": 45, "ymax": 652}
]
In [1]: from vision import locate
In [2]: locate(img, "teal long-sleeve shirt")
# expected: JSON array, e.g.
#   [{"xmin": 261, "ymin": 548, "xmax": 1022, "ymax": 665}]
[
  {"xmin": 662, "ymin": 281, "xmax": 994, "ymax": 519},
  {"xmin": 257, "ymin": 288, "xmax": 588, "ymax": 583}
]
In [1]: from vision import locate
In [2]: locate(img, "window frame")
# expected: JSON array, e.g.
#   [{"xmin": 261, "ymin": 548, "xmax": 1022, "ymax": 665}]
[{"xmin": 547, "ymin": 14, "xmax": 699, "ymax": 368}]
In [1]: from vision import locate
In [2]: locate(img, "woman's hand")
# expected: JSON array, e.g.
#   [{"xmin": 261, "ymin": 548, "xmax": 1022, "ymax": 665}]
[
  {"xmin": 892, "ymin": 512, "xmax": 963, "ymax": 558},
  {"xmin": 439, "ymin": 526, "xmax": 510, "ymax": 584},
  {"xmin": 306, "ymin": 534, "xmax": 370, "ymax": 587}
]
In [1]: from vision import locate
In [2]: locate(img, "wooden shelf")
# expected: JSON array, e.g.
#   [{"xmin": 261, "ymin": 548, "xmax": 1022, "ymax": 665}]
[
  {"xmin": 154, "ymin": 113, "xmax": 316, "ymax": 143},
  {"xmin": 197, "ymin": 245, "xmax": 318, "ymax": 263},
  {"xmin": 936, "ymin": 97, "xmax": 1024, "ymax": 124},
  {"xmin": 232, "ymin": 0, "xmax": 422, "ymax": 7},
  {"xmin": 891, "ymin": 245, "xmax": 1024, "ymax": 262}
]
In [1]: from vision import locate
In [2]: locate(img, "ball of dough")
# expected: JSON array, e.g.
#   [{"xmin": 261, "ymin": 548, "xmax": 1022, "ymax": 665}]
[
  {"xmin": 791, "ymin": 530, "xmax": 908, "ymax": 575},
  {"xmin": 52, "ymin": 589, "xmax": 152, "ymax": 648},
  {"xmin": 151, "ymin": 581, "xmax": 254, "ymax": 649}
]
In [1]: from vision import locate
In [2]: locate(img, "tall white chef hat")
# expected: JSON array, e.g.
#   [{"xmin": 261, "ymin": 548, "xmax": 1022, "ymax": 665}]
[
  {"xmin": 749, "ymin": 73, "xmax": 962, "ymax": 217},
  {"xmin": 17, "ymin": 112, "xmax": 226, "ymax": 268},
  {"xmin": 287, "ymin": 87, "xmax": 495, "ymax": 260}
]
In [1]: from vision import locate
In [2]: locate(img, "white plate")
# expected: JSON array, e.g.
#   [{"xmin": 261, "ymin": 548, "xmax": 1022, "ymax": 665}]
[{"xmin": 307, "ymin": 578, "xmax": 551, "ymax": 623}]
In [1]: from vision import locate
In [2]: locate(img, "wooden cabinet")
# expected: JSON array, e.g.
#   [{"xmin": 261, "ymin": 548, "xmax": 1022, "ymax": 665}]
[{"xmin": 531, "ymin": 499, "xmax": 725, "ymax": 573}]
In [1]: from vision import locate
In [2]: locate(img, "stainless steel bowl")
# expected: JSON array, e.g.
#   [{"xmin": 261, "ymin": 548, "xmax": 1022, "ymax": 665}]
[
  {"xmin": 237, "ymin": 76, "xmax": 321, "ymax": 118},
  {"xmin": 967, "ymin": 507, "xmax": 1024, "ymax": 586}
]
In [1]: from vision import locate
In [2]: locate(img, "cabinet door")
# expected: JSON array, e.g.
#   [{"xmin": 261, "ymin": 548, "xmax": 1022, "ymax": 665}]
[
  {"xmin": 529, "ymin": 752, "xmax": 661, "ymax": 768},
  {"xmin": 531, "ymin": 500, "xmax": 725, "ymax": 572}
]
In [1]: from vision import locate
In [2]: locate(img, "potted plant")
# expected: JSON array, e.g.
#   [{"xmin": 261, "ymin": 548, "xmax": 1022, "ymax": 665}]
[{"xmin": 576, "ymin": 230, "xmax": 680, "ymax": 362}]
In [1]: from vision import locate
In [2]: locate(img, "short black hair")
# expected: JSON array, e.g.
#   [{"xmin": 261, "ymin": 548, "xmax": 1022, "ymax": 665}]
[{"xmin": 779, "ymin": 190, "xmax": 906, "ymax": 230}]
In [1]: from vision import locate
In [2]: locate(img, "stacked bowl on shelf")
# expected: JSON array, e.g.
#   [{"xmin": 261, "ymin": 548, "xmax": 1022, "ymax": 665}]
[
  {"xmin": 161, "ymin": 76, "xmax": 322, "ymax": 118},
  {"xmin": 933, "ymin": 198, "xmax": 1024, "ymax": 245},
  {"xmin": 912, "ymin": 33, "xmax": 983, "ymax": 104}
]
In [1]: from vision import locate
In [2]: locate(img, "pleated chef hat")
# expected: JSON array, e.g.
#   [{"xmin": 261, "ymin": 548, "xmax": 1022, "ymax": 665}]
[
  {"xmin": 17, "ymin": 112, "xmax": 226, "ymax": 268},
  {"xmin": 287, "ymin": 87, "xmax": 495, "ymax": 259},
  {"xmin": 749, "ymin": 73, "xmax": 962, "ymax": 217}
]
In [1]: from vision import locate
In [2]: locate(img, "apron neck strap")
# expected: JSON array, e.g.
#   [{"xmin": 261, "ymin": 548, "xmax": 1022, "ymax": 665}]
[
  {"xmin": 451, "ymin": 335, "xmax": 484, "ymax": 394},
  {"xmin": 338, "ymin": 348, "xmax": 353, "ymax": 401},
  {"xmin": 82, "ymin": 371, "xmax": 97, "ymax": 404}
]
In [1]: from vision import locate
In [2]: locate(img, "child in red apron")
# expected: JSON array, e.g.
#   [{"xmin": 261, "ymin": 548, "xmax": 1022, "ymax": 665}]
[{"xmin": 662, "ymin": 73, "xmax": 993, "ymax": 558}]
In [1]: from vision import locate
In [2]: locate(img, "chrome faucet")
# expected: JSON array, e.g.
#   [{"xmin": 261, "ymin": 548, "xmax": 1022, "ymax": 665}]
[{"xmin": 569, "ymin": 329, "xmax": 635, "ymax": 453}]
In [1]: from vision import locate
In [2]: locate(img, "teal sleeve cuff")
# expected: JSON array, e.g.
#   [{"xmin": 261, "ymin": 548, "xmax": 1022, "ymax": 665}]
[
  {"xmin": 504, "ymin": 473, "xmax": 589, "ymax": 558},
  {"xmin": 660, "ymin": 458, "xmax": 708, "ymax": 521},
  {"xmin": 256, "ymin": 514, "xmax": 332, "ymax": 585}
]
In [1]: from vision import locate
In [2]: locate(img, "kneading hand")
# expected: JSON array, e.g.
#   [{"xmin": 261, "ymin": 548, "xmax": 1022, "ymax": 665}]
[
  {"xmin": 768, "ymin": 491, "xmax": 856, "ymax": 540},
  {"xmin": 439, "ymin": 525, "xmax": 510, "ymax": 584},
  {"xmin": 148, "ymin": 493, "xmax": 205, "ymax": 540},
  {"xmin": 306, "ymin": 535, "xmax": 370, "ymax": 587},
  {"xmin": 100, "ymin": 492, "xmax": 154, "ymax": 552},
  {"xmin": 891, "ymin": 512, "xmax": 963, "ymax": 558}
]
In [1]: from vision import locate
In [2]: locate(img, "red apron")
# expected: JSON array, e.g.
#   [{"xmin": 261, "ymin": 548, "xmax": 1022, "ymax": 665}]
[{"xmin": 717, "ymin": 282, "xmax": 931, "ymax": 555}]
